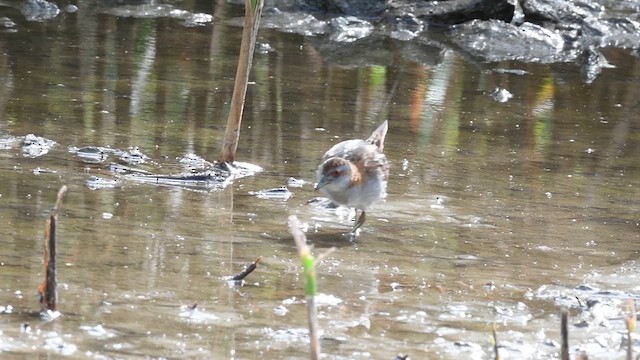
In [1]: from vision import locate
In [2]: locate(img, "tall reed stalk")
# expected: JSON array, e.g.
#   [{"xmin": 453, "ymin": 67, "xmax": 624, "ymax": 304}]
[{"xmin": 219, "ymin": 0, "xmax": 264, "ymax": 164}]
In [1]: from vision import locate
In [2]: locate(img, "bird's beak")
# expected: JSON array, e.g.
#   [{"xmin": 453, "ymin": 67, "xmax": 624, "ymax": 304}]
[{"xmin": 315, "ymin": 175, "xmax": 329, "ymax": 190}]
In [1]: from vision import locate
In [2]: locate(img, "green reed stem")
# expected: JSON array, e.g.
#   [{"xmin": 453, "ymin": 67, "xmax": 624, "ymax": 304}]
[{"xmin": 288, "ymin": 216, "xmax": 334, "ymax": 360}]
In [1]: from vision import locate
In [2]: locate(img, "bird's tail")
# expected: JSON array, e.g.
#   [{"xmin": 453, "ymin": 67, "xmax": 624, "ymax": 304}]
[{"xmin": 366, "ymin": 120, "xmax": 388, "ymax": 152}]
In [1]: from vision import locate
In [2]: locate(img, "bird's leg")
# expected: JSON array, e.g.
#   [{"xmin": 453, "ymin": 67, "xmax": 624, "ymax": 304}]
[{"xmin": 350, "ymin": 210, "xmax": 366, "ymax": 235}]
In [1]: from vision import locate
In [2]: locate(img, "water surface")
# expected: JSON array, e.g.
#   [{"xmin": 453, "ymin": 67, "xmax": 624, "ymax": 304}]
[{"xmin": 1, "ymin": 2, "xmax": 639, "ymax": 359}]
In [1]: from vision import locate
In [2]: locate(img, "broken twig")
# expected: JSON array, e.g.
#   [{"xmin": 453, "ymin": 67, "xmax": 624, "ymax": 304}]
[
  {"xmin": 231, "ymin": 257, "xmax": 262, "ymax": 281},
  {"xmin": 38, "ymin": 185, "xmax": 67, "ymax": 314},
  {"xmin": 561, "ymin": 309, "xmax": 569, "ymax": 360}
]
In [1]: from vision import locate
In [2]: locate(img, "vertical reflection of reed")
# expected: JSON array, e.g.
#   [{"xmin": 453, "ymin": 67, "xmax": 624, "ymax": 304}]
[{"xmin": 0, "ymin": 42, "xmax": 12, "ymax": 126}]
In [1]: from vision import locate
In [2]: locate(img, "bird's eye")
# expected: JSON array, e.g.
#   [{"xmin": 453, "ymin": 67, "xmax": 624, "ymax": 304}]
[{"xmin": 331, "ymin": 170, "xmax": 340, "ymax": 177}]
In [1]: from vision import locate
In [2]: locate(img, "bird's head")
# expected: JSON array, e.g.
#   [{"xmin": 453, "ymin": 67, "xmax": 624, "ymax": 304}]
[{"xmin": 315, "ymin": 157, "xmax": 352, "ymax": 191}]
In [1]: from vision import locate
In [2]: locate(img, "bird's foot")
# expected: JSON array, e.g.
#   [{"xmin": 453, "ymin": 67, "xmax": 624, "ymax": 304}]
[{"xmin": 349, "ymin": 210, "xmax": 366, "ymax": 236}]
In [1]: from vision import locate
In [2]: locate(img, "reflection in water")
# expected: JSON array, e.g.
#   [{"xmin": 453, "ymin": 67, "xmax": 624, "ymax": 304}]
[{"xmin": 0, "ymin": 2, "xmax": 639, "ymax": 359}]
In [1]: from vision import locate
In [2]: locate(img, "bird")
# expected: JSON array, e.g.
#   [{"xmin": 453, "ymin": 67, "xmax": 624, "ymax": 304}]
[{"xmin": 315, "ymin": 120, "xmax": 389, "ymax": 236}]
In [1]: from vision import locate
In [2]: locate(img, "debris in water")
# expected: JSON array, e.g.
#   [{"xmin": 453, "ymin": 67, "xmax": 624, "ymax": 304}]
[
  {"xmin": 80, "ymin": 324, "xmax": 117, "ymax": 339},
  {"xmin": 38, "ymin": 185, "xmax": 67, "ymax": 316},
  {"xmin": 490, "ymin": 87, "xmax": 513, "ymax": 103},
  {"xmin": 257, "ymin": 42, "xmax": 274, "ymax": 54},
  {"xmin": 70, "ymin": 145, "xmax": 149, "ymax": 164},
  {"xmin": 71, "ymin": 143, "xmax": 263, "ymax": 190},
  {"xmin": 260, "ymin": 327, "xmax": 313, "ymax": 344},
  {"xmin": 431, "ymin": 196, "xmax": 445, "ymax": 209},
  {"xmin": 221, "ymin": 161, "xmax": 263, "ymax": 175},
  {"xmin": 494, "ymin": 68, "xmax": 528, "ymax": 75},
  {"xmin": 33, "ymin": 167, "xmax": 56, "ymax": 175},
  {"xmin": 21, "ymin": 134, "xmax": 56, "ymax": 158},
  {"xmin": 179, "ymin": 153, "xmax": 214, "ymax": 170},
  {"xmin": 274, "ymin": 305, "xmax": 288, "ymax": 316},
  {"xmin": 20, "ymin": 323, "xmax": 31, "ymax": 333},
  {"xmin": 250, "ymin": 187, "xmax": 292, "ymax": 200},
  {"xmin": 126, "ymin": 170, "xmax": 232, "ymax": 190},
  {"xmin": 105, "ymin": 160, "xmax": 261, "ymax": 190},
  {"xmin": 229, "ymin": 257, "xmax": 262, "ymax": 282},
  {"xmin": 42, "ymin": 332, "xmax": 76, "ymax": 355},
  {"xmin": 178, "ymin": 304, "xmax": 223, "ymax": 323},
  {"xmin": 0, "ymin": 135, "xmax": 19, "ymax": 149},
  {"xmin": 286, "ymin": 177, "xmax": 307, "ymax": 188},
  {"xmin": 71, "ymin": 146, "xmax": 110, "ymax": 163},
  {"xmin": 484, "ymin": 282, "xmax": 496, "ymax": 292},
  {"xmin": 108, "ymin": 163, "xmax": 150, "ymax": 174},
  {"xmin": 315, "ymin": 293, "xmax": 343, "ymax": 307},
  {"xmin": 115, "ymin": 146, "xmax": 149, "ymax": 165},
  {"xmin": 402, "ymin": 158, "xmax": 409, "ymax": 171},
  {"xmin": 86, "ymin": 176, "xmax": 120, "ymax": 190}
]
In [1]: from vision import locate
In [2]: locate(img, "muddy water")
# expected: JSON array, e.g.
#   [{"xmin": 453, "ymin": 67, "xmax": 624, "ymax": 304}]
[{"xmin": 1, "ymin": 2, "xmax": 640, "ymax": 359}]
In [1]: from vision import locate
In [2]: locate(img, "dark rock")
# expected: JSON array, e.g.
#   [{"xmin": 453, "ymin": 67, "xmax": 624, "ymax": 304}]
[
  {"xmin": 297, "ymin": 0, "xmax": 515, "ymax": 24},
  {"xmin": 389, "ymin": 13, "xmax": 425, "ymax": 40},
  {"xmin": 448, "ymin": 19, "xmax": 570, "ymax": 63},
  {"xmin": 329, "ymin": 16, "xmax": 373, "ymax": 42},
  {"xmin": 580, "ymin": 17, "xmax": 640, "ymax": 49},
  {"xmin": 297, "ymin": 0, "xmax": 386, "ymax": 18},
  {"xmin": 306, "ymin": 34, "xmax": 396, "ymax": 67},
  {"xmin": 387, "ymin": 0, "xmax": 515, "ymax": 26},
  {"xmin": 260, "ymin": 11, "xmax": 328, "ymax": 36},
  {"xmin": 521, "ymin": 0, "xmax": 603, "ymax": 24},
  {"xmin": 97, "ymin": 0, "xmax": 151, "ymax": 6},
  {"xmin": 266, "ymin": 0, "xmax": 640, "ymax": 83},
  {"xmin": 305, "ymin": 32, "xmax": 444, "ymax": 68}
]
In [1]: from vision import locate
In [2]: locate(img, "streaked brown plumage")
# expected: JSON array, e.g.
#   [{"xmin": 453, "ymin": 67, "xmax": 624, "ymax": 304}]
[{"xmin": 315, "ymin": 121, "xmax": 389, "ymax": 235}]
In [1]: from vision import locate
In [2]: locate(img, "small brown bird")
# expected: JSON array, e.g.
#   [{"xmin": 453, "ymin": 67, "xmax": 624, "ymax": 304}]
[{"xmin": 315, "ymin": 121, "xmax": 389, "ymax": 235}]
